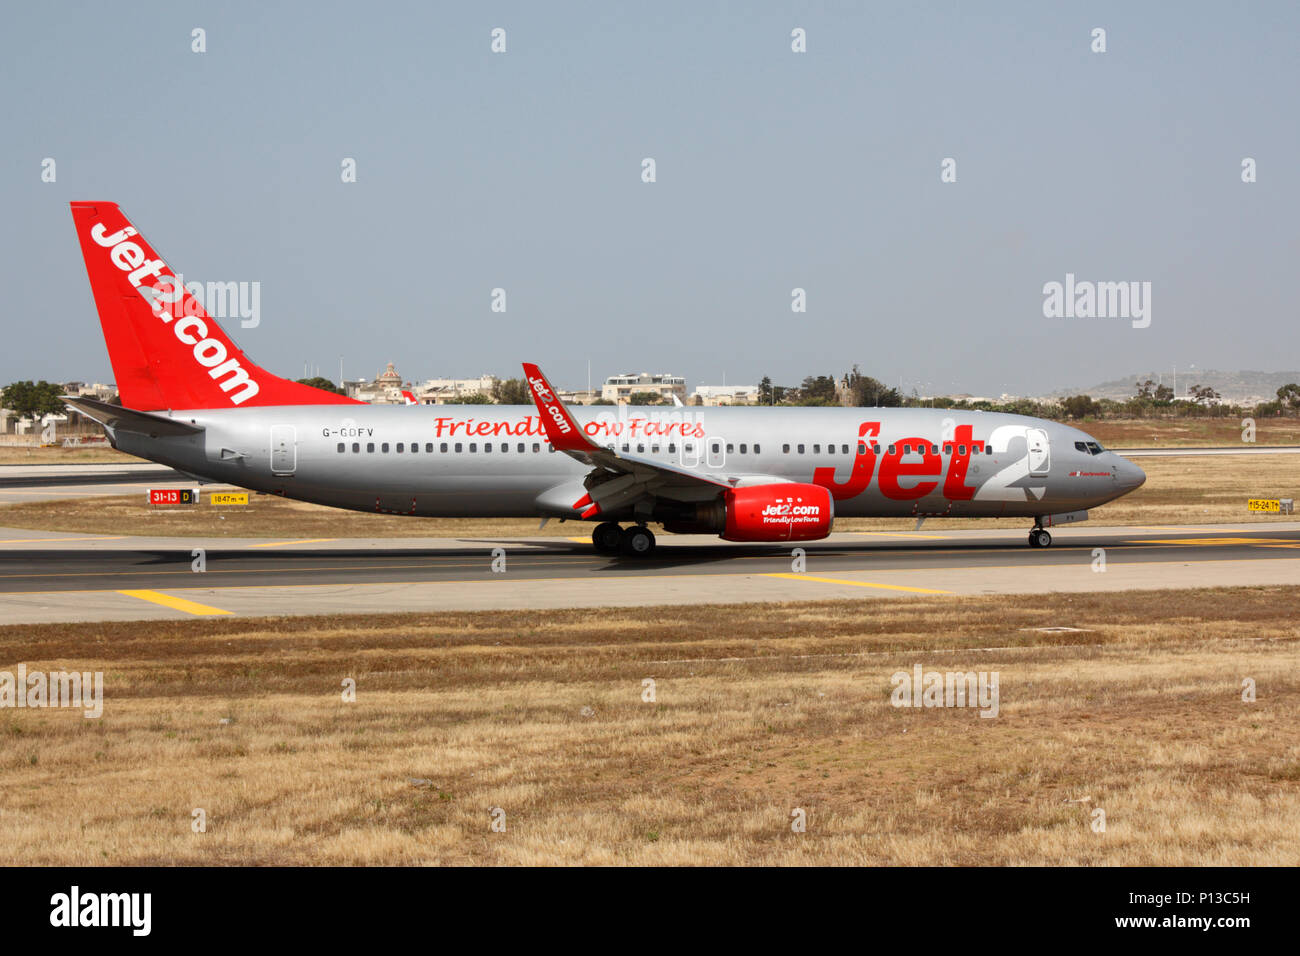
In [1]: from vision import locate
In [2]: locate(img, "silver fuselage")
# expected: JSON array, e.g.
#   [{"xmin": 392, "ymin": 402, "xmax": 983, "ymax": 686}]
[{"xmin": 112, "ymin": 403, "xmax": 1146, "ymax": 523}]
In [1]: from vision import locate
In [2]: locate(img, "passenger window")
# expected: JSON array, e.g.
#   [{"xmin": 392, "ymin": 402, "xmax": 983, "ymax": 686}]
[
  {"xmin": 754, "ymin": 444, "xmax": 761, "ymax": 453},
  {"xmin": 958, "ymin": 444, "xmax": 966, "ymax": 455},
  {"xmin": 726, "ymin": 443, "xmax": 734, "ymax": 454},
  {"xmin": 381, "ymin": 443, "xmax": 389, "ymax": 453},
  {"xmin": 517, "ymin": 443, "xmax": 524, "ymax": 452},
  {"xmin": 739, "ymin": 444, "xmax": 747, "ymax": 454},
  {"xmin": 873, "ymin": 444, "xmax": 881, "ymax": 455},
  {"xmin": 711, "ymin": 443, "xmax": 720, "ymax": 454},
  {"xmin": 841, "ymin": 444, "xmax": 849, "ymax": 454},
  {"xmin": 813, "ymin": 444, "xmax": 821, "ymax": 454},
  {"xmin": 367, "ymin": 443, "xmax": 375, "ymax": 453},
  {"xmin": 783, "ymin": 444, "xmax": 790, "ymax": 454},
  {"xmin": 668, "ymin": 443, "xmax": 677, "ymax": 454},
  {"xmin": 469, "ymin": 443, "xmax": 477, "ymax": 452},
  {"xmin": 454, "ymin": 443, "xmax": 462, "ymax": 452},
  {"xmin": 352, "ymin": 442, "xmax": 360, "ymax": 453},
  {"xmin": 986, "ymin": 446, "xmax": 993, "ymax": 455},
  {"xmin": 438, "ymin": 443, "xmax": 446, "ymax": 453},
  {"xmin": 888, "ymin": 445, "xmax": 896, "ymax": 454},
  {"xmin": 622, "ymin": 443, "xmax": 630, "ymax": 452},
  {"xmin": 484, "ymin": 443, "xmax": 492, "ymax": 452},
  {"xmin": 902, "ymin": 444, "xmax": 911, "ymax": 454},
  {"xmin": 336, "ymin": 442, "xmax": 345, "ymax": 453},
  {"xmin": 943, "ymin": 444, "xmax": 952, "ymax": 455},
  {"xmin": 396, "ymin": 443, "xmax": 404, "ymax": 453},
  {"xmin": 410, "ymin": 443, "xmax": 418, "ymax": 453},
  {"xmin": 532, "ymin": 443, "xmax": 540, "ymax": 452},
  {"xmin": 548, "ymin": 445, "xmax": 555, "ymax": 453},
  {"xmin": 652, "ymin": 445, "xmax": 660, "ymax": 454},
  {"xmin": 637, "ymin": 444, "xmax": 645, "ymax": 453},
  {"xmin": 858, "ymin": 443, "xmax": 867, "ymax": 455},
  {"xmin": 797, "ymin": 444, "xmax": 805, "ymax": 454}
]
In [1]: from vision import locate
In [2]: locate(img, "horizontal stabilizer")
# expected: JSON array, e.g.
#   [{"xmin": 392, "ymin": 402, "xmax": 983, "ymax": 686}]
[{"xmin": 62, "ymin": 396, "xmax": 204, "ymax": 437}]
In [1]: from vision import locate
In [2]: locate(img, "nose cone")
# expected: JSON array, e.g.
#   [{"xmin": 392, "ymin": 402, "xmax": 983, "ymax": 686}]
[{"xmin": 1116, "ymin": 456, "xmax": 1146, "ymax": 492}]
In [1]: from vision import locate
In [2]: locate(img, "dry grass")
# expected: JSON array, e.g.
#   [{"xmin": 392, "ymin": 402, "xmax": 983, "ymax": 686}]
[
  {"xmin": 1084, "ymin": 418, "xmax": 1300, "ymax": 448},
  {"xmin": 1, "ymin": 588, "xmax": 1296, "ymax": 865},
  {"xmin": 1, "ymin": 455, "xmax": 1294, "ymax": 538},
  {"xmin": 0, "ymin": 445, "xmax": 136, "ymax": 465}
]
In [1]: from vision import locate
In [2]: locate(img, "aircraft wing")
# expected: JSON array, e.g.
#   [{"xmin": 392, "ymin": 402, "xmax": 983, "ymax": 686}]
[{"xmin": 523, "ymin": 362, "xmax": 742, "ymax": 518}]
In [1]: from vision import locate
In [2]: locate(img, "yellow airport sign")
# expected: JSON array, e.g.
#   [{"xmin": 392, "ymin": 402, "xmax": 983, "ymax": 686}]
[
  {"xmin": 1247, "ymin": 498, "xmax": 1281, "ymax": 513},
  {"xmin": 210, "ymin": 492, "xmax": 249, "ymax": 506}
]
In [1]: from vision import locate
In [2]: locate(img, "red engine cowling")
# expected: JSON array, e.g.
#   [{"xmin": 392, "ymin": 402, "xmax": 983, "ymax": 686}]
[{"xmin": 721, "ymin": 482, "xmax": 834, "ymax": 542}]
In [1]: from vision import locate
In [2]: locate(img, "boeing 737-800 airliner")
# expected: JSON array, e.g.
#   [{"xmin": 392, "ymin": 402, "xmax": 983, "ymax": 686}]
[{"xmin": 63, "ymin": 202, "xmax": 1146, "ymax": 556}]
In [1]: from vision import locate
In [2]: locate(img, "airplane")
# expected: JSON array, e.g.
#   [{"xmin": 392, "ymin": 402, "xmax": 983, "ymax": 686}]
[{"xmin": 62, "ymin": 201, "xmax": 1146, "ymax": 556}]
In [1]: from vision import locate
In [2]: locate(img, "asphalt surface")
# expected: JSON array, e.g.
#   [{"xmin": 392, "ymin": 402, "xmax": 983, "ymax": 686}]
[
  {"xmin": 0, "ymin": 526, "xmax": 1297, "ymax": 593},
  {"xmin": 0, "ymin": 463, "xmax": 191, "ymax": 502},
  {"xmin": 1, "ymin": 522, "xmax": 1297, "ymax": 623}
]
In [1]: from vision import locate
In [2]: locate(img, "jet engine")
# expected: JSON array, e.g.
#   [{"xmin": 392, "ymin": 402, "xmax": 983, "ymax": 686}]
[{"xmin": 661, "ymin": 482, "xmax": 834, "ymax": 542}]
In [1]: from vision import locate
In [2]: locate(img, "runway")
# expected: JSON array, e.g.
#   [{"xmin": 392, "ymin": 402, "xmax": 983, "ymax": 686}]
[
  {"xmin": 1, "ymin": 521, "xmax": 1297, "ymax": 624},
  {"xmin": 0, "ymin": 463, "xmax": 191, "ymax": 502}
]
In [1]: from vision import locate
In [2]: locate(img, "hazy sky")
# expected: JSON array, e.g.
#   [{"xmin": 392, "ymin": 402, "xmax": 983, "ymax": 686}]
[{"xmin": 3, "ymin": 1, "xmax": 1297, "ymax": 397}]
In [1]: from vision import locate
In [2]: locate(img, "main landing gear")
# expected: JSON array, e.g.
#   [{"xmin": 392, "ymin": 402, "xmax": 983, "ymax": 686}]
[
  {"xmin": 1028, "ymin": 523, "xmax": 1052, "ymax": 548},
  {"xmin": 592, "ymin": 522, "xmax": 656, "ymax": 556}
]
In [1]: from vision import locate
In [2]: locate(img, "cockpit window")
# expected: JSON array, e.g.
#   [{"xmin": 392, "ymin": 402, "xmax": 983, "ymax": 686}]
[
  {"xmin": 1074, "ymin": 441, "xmax": 1088, "ymax": 453},
  {"xmin": 1086, "ymin": 441, "xmax": 1103, "ymax": 455}
]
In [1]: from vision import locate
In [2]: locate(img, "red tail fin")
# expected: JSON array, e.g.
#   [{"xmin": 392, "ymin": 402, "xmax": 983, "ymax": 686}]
[{"xmin": 70, "ymin": 202, "xmax": 361, "ymax": 411}]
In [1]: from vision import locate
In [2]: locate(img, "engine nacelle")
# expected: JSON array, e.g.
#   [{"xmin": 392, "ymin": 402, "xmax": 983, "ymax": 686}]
[{"xmin": 721, "ymin": 482, "xmax": 834, "ymax": 542}]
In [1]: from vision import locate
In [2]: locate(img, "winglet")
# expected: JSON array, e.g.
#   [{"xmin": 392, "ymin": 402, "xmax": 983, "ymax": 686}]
[{"xmin": 522, "ymin": 363, "xmax": 596, "ymax": 454}]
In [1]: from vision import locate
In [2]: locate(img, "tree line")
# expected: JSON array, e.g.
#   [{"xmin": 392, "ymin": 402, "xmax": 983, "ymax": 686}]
[{"xmin": 6, "ymin": 375, "xmax": 1299, "ymax": 421}]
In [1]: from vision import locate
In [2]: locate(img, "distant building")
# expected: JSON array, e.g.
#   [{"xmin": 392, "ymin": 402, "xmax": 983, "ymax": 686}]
[
  {"xmin": 602, "ymin": 372, "xmax": 686, "ymax": 405},
  {"xmin": 691, "ymin": 384, "xmax": 759, "ymax": 406},
  {"xmin": 346, "ymin": 362, "xmax": 411, "ymax": 404},
  {"xmin": 414, "ymin": 374, "xmax": 499, "ymax": 404},
  {"xmin": 64, "ymin": 382, "xmax": 116, "ymax": 402}
]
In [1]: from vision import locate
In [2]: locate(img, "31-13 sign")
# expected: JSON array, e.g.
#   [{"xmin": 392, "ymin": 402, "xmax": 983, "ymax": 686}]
[{"xmin": 149, "ymin": 488, "xmax": 199, "ymax": 505}]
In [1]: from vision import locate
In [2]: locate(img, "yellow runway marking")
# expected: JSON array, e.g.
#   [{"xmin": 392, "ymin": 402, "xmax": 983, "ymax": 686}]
[
  {"xmin": 567, "ymin": 536, "xmax": 591, "ymax": 543},
  {"xmin": 1133, "ymin": 537, "xmax": 1293, "ymax": 547},
  {"xmin": 1129, "ymin": 525, "xmax": 1233, "ymax": 533},
  {"xmin": 116, "ymin": 589, "xmax": 233, "ymax": 615},
  {"xmin": 2, "ymin": 552, "xmax": 1297, "ymax": 602},
  {"xmin": 763, "ymin": 572, "xmax": 951, "ymax": 594},
  {"xmin": 0, "ymin": 535, "xmax": 127, "ymax": 544},
  {"xmin": 247, "ymin": 538, "xmax": 338, "ymax": 548}
]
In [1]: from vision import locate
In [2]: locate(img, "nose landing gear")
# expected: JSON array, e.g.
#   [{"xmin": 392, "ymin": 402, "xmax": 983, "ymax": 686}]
[{"xmin": 1028, "ymin": 525, "xmax": 1052, "ymax": 548}]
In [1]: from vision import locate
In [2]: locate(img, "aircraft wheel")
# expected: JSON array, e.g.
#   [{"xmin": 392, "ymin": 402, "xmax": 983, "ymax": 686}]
[
  {"xmin": 1029, "ymin": 529, "xmax": 1052, "ymax": 548},
  {"xmin": 592, "ymin": 522, "xmax": 622, "ymax": 554},
  {"xmin": 619, "ymin": 525, "xmax": 656, "ymax": 557}
]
